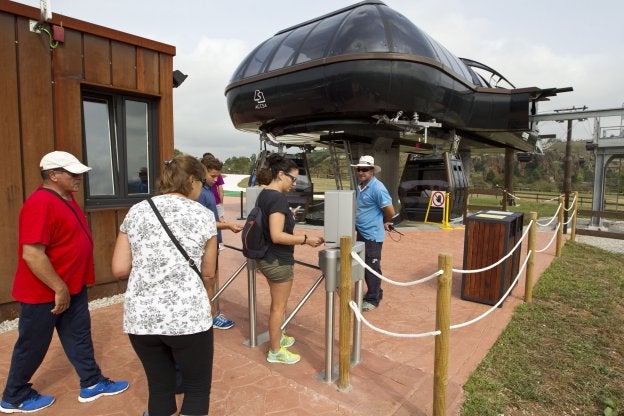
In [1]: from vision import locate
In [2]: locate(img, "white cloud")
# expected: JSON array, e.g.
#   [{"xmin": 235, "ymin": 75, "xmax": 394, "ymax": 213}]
[{"xmin": 173, "ymin": 38, "xmax": 258, "ymax": 160}]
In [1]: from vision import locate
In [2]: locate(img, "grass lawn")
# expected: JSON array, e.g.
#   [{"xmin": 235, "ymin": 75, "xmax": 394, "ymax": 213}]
[{"xmin": 461, "ymin": 241, "xmax": 624, "ymax": 415}]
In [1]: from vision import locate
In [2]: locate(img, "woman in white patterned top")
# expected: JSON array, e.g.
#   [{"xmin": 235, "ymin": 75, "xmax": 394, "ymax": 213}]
[{"xmin": 111, "ymin": 155, "xmax": 217, "ymax": 416}]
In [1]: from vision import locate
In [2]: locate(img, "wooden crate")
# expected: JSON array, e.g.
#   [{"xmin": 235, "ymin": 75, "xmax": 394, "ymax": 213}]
[{"xmin": 461, "ymin": 211, "xmax": 524, "ymax": 306}]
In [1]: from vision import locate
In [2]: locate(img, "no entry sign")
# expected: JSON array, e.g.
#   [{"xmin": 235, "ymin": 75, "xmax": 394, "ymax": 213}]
[{"xmin": 431, "ymin": 191, "xmax": 445, "ymax": 207}]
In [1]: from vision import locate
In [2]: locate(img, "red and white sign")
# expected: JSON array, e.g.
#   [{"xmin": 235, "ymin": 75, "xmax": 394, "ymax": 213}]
[{"xmin": 431, "ymin": 191, "xmax": 445, "ymax": 207}]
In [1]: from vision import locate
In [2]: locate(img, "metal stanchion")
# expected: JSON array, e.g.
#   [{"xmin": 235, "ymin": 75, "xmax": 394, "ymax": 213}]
[
  {"xmin": 238, "ymin": 190, "xmax": 245, "ymax": 220},
  {"xmin": 318, "ymin": 248, "xmax": 339, "ymax": 383},
  {"xmin": 243, "ymin": 259, "xmax": 258, "ymax": 348},
  {"xmin": 351, "ymin": 278, "xmax": 363, "ymax": 366},
  {"xmin": 317, "ymin": 240, "xmax": 364, "ymax": 384}
]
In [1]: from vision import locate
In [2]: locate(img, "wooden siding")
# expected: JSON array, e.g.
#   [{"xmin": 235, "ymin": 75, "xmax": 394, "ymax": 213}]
[
  {"xmin": 0, "ymin": 12, "xmax": 23, "ymax": 307},
  {"xmin": 0, "ymin": 4, "xmax": 176, "ymax": 318}
]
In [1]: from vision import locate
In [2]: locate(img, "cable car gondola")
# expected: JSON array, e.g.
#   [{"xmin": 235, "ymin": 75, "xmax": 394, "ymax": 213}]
[{"xmin": 398, "ymin": 153, "xmax": 468, "ymax": 222}]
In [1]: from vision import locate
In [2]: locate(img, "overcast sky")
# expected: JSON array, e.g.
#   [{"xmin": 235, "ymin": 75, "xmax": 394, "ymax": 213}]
[{"xmin": 15, "ymin": 0, "xmax": 624, "ymax": 160}]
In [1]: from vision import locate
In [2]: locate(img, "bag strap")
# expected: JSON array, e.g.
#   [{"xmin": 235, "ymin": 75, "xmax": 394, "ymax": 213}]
[
  {"xmin": 146, "ymin": 197, "xmax": 202, "ymax": 277},
  {"xmin": 39, "ymin": 188, "xmax": 93, "ymax": 243}
]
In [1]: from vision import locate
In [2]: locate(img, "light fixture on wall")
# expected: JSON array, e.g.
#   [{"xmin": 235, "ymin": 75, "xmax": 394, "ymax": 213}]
[{"xmin": 173, "ymin": 70, "xmax": 188, "ymax": 88}]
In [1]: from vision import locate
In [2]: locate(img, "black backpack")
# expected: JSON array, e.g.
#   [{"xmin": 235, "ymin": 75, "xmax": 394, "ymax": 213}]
[{"xmin": 241, "ymin": 203, "xmax": 269, "ymax": 259}]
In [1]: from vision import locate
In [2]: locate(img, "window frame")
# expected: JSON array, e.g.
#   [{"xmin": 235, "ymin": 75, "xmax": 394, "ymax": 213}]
[{"xmin": 81, "ymin": 89, "xmax": 159, "ymax": 209}]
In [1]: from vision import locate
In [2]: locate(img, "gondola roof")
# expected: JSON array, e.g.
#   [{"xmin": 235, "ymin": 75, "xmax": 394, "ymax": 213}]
[
  {"xmin": 225, "ymin": 1, "xmax": 570, "ymax": 153},
  {"xmin": 228, "ymin": 1, "xmax": 482, "ymax": 88}
]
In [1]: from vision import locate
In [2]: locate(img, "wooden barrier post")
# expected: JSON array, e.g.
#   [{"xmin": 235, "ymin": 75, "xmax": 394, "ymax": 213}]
[
  {"xmin": 525, "ymin": 212, "xmax": 537, "ymax": 303},
  {"xmin": 570, "ymin": 191, "xmax": 578, "ymax": 242},
  {"xmin": 338, "ymin": 236, "xmax": 353, "ymax": 391},
  {"xmin": 433, "ymin": 253, "xmax": 452, "ymax": 416},
  {"xmin": 556, "ymin": 196, "xmax": 564, "ymax": 257}
]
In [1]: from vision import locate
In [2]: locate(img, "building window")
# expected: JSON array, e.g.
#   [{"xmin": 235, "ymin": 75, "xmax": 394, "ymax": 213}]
[{"xmin": 81, "ymin": 91, "xmax": 158, "ymax": 208}]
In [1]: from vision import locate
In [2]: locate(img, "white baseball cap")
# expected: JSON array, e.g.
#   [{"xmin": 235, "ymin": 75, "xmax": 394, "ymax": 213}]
[
  {"xmin": 350, "ymin": 155, "xmax": 381, "ymax": 173},
  {"xmin": 40, "ymin": 151, "xmax": 92, "ymax": 174}
]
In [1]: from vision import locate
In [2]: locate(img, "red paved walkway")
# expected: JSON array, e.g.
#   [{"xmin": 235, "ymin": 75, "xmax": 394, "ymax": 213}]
[{"xmin": 0, "ymin": 198, "xmax": 559, "ymax": 415}]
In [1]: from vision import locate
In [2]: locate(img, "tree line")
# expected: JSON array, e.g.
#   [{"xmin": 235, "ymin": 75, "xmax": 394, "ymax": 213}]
[{"xmin": 176, "ymin": 142, "xmax": 623, "ymax": 194}]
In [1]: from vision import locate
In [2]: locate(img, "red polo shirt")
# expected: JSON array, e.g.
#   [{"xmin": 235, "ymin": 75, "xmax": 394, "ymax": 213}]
[{"xmin": 12, "ymin": 186, "xmax": 95, "ymax": 303}]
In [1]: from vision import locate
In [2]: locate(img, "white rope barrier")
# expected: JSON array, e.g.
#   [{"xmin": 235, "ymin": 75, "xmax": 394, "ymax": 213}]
[
  {"xmin": 343, "ymin": 211, "xmax": 557, "ymax": 339},
  {"xmin": 348, "ymin": 300, "xmax": 441, "ymax": 338},
  {"xmin": 536, "ymin": 203, "xmax": 562, "ymax": 227},
  {"xmin": 543, "ymin": 194, "xmax": 564, "ymax": 202},
  {"xmin": 563, "ymin": 209, "xmax": 576, "ymax": 226},
  {"xmin": 563, "ymin": 193, "xmax": 577, "ymax": 212},
  {"xmin": 452, "ymin": 220, "xmax": 532, "ymax": 274},
  {"xmin": 348, "ymin": 250, "xmax": 533, "ymax": 335},
  {"xmin": 535, "ymin": 223, "xmax": 560, "ymax": 253},
  {"xmin": 450, "ymin": 250, "xmax": 532, "ymax": 330},
  {"xmin": 351, "ymin": 251, "xmax": 443, "ymax": 286}
]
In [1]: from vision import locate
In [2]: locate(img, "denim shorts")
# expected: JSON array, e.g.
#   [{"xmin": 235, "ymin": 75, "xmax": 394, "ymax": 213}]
[{"xmin": 257, "ymin": 258, "xmax": 294, "ymax": 283}]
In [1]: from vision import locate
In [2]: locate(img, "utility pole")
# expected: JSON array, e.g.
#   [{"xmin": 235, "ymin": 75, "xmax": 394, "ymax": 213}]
[{"xmin": 555, "ymin": 106, "xmax": 587, "ymax": 233}]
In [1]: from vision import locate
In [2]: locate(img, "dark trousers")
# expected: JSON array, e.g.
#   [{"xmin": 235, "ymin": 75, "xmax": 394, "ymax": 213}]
[
  {"xmin": 129, "ymin": 329, "xmax": 214, "ymax": 416},
  {"xmin": 357, "ymin": 234, "xmax": 384, "ymax": 306},
  {"xmin": 2, "ymin": 286, "xmax": 103, "ymax": 405}
]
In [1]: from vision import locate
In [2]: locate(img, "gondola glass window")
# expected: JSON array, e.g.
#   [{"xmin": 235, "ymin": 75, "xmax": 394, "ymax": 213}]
[{"xmin": 81, "ymin": 91, "xmax": 157, "ymax": 208}]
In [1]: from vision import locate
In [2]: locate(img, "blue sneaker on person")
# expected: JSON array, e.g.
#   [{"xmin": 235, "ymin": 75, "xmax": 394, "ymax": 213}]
[
  {"xmin": 212, "ymin": 313, "xmax": 234, "ymax": 330},
  {"xmin": 0, "ymin": 391, "xmax": 55, "ymax": 413},
  {"xmin": 78, "ymin": 378, "xmax": 129, "ymax": 403}
]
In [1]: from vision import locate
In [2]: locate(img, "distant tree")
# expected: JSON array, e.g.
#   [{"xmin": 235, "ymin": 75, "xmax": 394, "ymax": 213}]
[
  {"xmin": 223, "ymin": 156, "xmax": 253, "ymax": 174},
  {"xmin": 485, "ymin": 169, "xmax": 497, "ymax": 183},
  {"xmin": 306, "ymin": 149, "xmax": 331, "ymax": 177}
]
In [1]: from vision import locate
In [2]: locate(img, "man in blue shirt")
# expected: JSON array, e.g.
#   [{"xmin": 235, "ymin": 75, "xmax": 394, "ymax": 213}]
[
  {"xmin": 351, "ymin": 156, "xmax": 396, "ymax": 312},
  {"xmin": 199, "ymin": 156, "xmax": 243, "ymax": 328}
]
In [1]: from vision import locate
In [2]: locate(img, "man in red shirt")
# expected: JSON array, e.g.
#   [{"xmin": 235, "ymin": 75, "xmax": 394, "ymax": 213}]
[{"xmin": 0, "ymin": 151, "xmax": 128, "ymax": 414}]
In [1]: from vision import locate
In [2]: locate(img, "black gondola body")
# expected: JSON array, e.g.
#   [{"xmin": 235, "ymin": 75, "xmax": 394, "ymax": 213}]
[
  {"xmin": 225, "ymin": 1, "xmax": 568, "ymax": 152},
  {"xmin": 398, "ymin": 153, "xmax": 468, "ymax": 222}
]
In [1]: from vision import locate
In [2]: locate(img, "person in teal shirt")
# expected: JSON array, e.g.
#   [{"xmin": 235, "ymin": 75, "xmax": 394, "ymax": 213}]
[{"xmin": 351, "ymin": 156, "xmax": 395, "ymax": 312}]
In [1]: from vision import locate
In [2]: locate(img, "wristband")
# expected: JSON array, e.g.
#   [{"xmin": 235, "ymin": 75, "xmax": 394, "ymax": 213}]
[{"xmin": 302, "ymin": 234, "xmax": 307, "ymax": 245}]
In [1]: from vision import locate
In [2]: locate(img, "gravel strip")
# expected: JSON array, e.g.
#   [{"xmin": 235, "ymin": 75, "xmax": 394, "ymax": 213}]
[
  {"xmin": 575, "ymin": 235, "xmax": 624, "ymax": 254},
  {"xmin": 0, "ymin": 294, "xmax": 124, "ymax": 334}
]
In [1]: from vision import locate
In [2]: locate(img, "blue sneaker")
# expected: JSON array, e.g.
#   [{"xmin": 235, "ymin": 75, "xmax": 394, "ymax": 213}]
[
  {"xmin": 213, "ymin": 313, "xmax": 234, "ymax": 330},
  {"xmin": 0, "ymin": 392, "xmax": 55, "ymax": 413},
  {"xmin": 78, "ymin": 378, "xmax": 129, "ymax": 403}
]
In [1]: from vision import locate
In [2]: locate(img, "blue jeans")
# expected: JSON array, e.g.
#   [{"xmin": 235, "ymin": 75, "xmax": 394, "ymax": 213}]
[
  {"xmin": 357, "ymin": 233, "xmax": 384, "ymax": 306},
  {"xmin": 129, "ymin": 329, "xmax": 213, "ymax": 416},
  {"xmin": 2, "ymin": 286, "xmax": 103, "ymax": 405}
]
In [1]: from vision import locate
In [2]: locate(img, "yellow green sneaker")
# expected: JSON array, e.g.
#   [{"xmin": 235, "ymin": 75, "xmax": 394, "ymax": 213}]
[
  {"xmin": 280, "ymin": 333, "xmax": 295, "ymax": 348},
  {"xmin": 267, "ymin": 347, "xmax": 300, "ymax": 364}
]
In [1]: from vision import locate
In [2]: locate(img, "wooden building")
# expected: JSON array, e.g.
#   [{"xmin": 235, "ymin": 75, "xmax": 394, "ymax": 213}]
[{"xmin": 0, "ymin": 1, "xmax": 177, "ymax": 320}]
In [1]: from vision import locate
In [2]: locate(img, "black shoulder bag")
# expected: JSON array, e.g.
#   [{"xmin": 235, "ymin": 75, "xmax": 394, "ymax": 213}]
[{"xmin": 146, "ymin": 197, "xmax": 201, "ymax": 278}]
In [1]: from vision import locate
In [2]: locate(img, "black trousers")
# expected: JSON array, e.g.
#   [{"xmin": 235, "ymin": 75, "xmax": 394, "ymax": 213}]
[
  {"xmin": 129, "ymin": 329, "xmax": 214, "ymax": 416},
  {"xmin": 357, "ymin": 233, "xmax": 384, "ymax": 306},
  {"xmin": 2, "ymin": 286, "xmax": 103, "ymax": 406}
]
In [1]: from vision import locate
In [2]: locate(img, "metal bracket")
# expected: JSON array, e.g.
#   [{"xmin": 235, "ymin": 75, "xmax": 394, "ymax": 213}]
[
  {"xmin": 374, "ymin": 112, "xmax": 442, "ymax": 143},
  {"xmin": 29, "ymin": 20, "xmax": 42, "ymax": 33}
]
